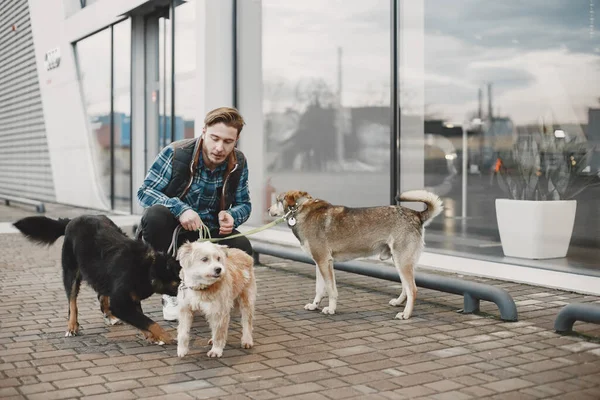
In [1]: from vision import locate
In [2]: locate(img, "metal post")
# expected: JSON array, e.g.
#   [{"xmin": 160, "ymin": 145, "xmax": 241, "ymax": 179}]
[
  {"xmin": 170, "ymin": 0, "xmax": 176, "ymax": 144},
  {"xmin": 463, "ymin": 292, "xmax": 479, "ymax": 314},
  {"xmin": 110, "ymin": 25, "xmax": 115, "ymax": 210},
  {"xmin": 461, "ymin": 126, "xmax": 467, "ymax": 220},
  {"xmin": 390, "ymin": 0, "xmax": 399, "ymax": 205},
  {"xmin": 555, "ymin": 303, "xmax": 600, "ymax": 333},
  {"xmin": 232, "ymin": 0, "xmax": 238, "ymax": 109},
  {"xmin": 162, "ymin": 18, "xmax": 167, "ymax": 148}
]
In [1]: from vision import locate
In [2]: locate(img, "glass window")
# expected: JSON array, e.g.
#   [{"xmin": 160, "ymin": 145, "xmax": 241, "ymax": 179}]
[
  {"xmin": 159, "ymin": 15, "xmax": 173, "ymax": 147},
  {"xmin": 411, "ymin": 0, "xmax": 600, "ymax": 268},
  {"xmin": 175, "ymin": 0, "xmax": 197, "ymax": 140},
  {"xmin": 113, "ymin": 19, "xmax": 132, "ymax": 212},
  {"xmin": 76, "ymin": 19, "xmax": 132, "ymax": 212},
  {"xmin": 158, "ymin": 0, "xmax": 196, "ymax": 147},
  {"xmin": 262, "ymin": 0, "xmax": 391, "ymax": 213},
  {"xmin": 77, "ymin": 27, "xmax": 112, "ymax": 208}
]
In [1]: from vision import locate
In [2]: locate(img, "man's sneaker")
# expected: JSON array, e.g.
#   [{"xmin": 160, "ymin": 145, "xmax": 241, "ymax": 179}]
[{"xmin": 162, "ymin": 294, "xmax": 179, "ymax": 321}]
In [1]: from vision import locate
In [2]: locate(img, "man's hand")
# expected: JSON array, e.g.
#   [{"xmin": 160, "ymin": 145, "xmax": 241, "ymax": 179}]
[
  {"xmin": 179, "ymin": 209, "xmax": 202, "ymax": 231},
  {"xmin": 218, "ymin": 211, "xmax": 234, "ymax": 235}
]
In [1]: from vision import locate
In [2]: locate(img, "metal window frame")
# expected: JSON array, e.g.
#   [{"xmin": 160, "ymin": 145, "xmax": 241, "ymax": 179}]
[
  {"xmin": 110, "ymin": 24, "xmax": 115, "ymax": 210},
  {"xmin": 233, "ymin": 0, "xmax": 238, "ymax": 109},
  {"xmin": 170, "ymin": 0, "xmax": 176, "ymax": 144},
  {"xmin": 390, "ymin": 0, "xmax": 399, "ymax": 205}
]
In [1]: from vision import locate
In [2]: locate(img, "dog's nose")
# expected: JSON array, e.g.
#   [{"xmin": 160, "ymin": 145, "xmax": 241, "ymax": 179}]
[{"xmin": 214, "ymin": 267, "xmax": 222, "ymax": 275}]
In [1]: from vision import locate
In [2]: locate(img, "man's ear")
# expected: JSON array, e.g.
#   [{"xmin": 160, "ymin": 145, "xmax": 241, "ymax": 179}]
[{"xmin": 177, "ymin": 241, "xmax": 193, "ymax": 261}]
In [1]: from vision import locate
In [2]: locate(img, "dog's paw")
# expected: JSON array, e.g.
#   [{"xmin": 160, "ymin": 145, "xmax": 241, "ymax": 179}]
[
  {"xmin": 321, "ymin": 307, "xmax": 336, "ymax": 315},
  {"xmin": 241, "ymin": 338, "xmax": 253, "ymax": 349},
  {"xmin": 394, "ymin": 311, "xmax": 411, "ymax": 320},
  {"xmin": 144, "ymin": 333, "xmax": 173, "ymax": 346},
  {"xmin": 64, "ymin": 330, "xmax": 78, "ymax": 337},
  {"xmin": 177, "ymin": 346, "xmax": 189, "ymax": 358},
  {"xmin": 304, "ymin": 303, "xmax": 318, "ymax": 311},
  {"xmin": 103, "ymin": 316, "xmax": 122, "ymax": 326},
  {"xmin": 146, "ymin": 337, "xmax": 166, "ymax": 345},
  {"xmin": 207, "ymin": 347, "xmax": 223, "ymax": 358},
  {"xmin": 389, "ymin": 298, "xmax": 405, "ymax": 307}
]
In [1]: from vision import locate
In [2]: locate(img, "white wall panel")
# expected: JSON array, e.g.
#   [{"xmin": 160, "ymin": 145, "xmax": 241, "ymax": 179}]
[{"xmin": 236, "ymin": 0, "xmax": 264, "ymax": 226}]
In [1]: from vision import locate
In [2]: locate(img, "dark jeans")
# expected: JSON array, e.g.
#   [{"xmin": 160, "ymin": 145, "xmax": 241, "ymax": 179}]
[{"xmin": 138, "ymin": 205, "xmax": 253, "ymax": 257}]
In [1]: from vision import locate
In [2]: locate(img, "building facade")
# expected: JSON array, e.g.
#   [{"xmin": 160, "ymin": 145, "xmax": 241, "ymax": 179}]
[{"xmin": 1, "ymin": 0, "xmax": 599, "ymax": 291}]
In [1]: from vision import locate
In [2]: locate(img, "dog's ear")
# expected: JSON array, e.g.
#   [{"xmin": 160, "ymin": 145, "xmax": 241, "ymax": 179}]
[
  {"xmin": 285, "ymin": 190, "xmax": 311, "ymax": 207},
  {"xmin": 284, "ymin": 191, "xmax": 301, "ymax": 207},
  {"xmin": 215, "ymin": 244, "xmax": 229, "ymax": 258},
  {"xmin": 176, "ymin": 241, "xmax": 193, "ymax": 261}
]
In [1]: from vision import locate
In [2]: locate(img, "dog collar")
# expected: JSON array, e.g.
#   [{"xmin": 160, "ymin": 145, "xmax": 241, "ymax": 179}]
[
  {"xmin": 179, "ymin": 283, "xmax": 209, "ymax": 291},
  {"xmin": 284, "ymin": 207, "xmax": 297, "ymax": 227}
]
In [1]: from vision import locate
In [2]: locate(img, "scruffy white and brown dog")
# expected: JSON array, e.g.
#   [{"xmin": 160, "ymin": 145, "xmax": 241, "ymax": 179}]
[{"xmin": 175, "ymin": 241, "xmax": 256, "ymax": 358}]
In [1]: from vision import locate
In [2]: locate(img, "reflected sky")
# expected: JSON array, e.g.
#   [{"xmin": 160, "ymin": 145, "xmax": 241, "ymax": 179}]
[{"xmin": 263, "ymin": 0, "xmax": 600, "ymax": 126}]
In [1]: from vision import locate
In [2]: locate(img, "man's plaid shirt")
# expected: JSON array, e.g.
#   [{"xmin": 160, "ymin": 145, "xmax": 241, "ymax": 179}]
[{"xmin": 137, "ymin": 145, "xmax": 251, "ymax": 230}]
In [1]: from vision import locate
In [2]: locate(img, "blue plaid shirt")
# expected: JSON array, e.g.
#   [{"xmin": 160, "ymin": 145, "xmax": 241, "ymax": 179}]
[{"xmin": 137, "ymin": 145, "xmax": 251, "ymax": 230}]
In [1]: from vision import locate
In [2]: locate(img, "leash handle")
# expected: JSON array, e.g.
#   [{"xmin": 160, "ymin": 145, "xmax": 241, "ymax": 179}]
[
  {"xmin": 168, "ymin": 209, "xmax": 292, "ymax": 254},
  {"xmin": 196, "ymin": 215, "xmax": 287, "ymax": 243}
]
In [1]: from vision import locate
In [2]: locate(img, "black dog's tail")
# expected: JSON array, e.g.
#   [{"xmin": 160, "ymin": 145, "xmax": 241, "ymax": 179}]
[{"xmin": 13, "ymin": 216, "xmax": 71, "ymax": 245}]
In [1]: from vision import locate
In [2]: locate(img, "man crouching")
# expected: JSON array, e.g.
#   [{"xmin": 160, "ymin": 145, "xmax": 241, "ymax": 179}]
[{"xmin": 176, "ymin": 241, "xmax": 256, "ymax": 358}]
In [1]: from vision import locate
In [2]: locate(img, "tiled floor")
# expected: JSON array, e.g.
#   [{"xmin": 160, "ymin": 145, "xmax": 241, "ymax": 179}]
[{"xmin": 1, "ymin": 223, "xmax": 600, "ymax": 399}]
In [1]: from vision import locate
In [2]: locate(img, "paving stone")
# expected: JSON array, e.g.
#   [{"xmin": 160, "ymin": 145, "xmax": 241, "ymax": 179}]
[
  {"xmin": 245, "ymin": 390, "xmax": 279, "ymax": 400},
  {"xmin": 27, "ymin": 388, "xmax": 82, "ymax": 400},
  {"xmin": 276, "ymin": 361, "xmax": 326, "ymax": 375},
  {"xmin": 271, "ymin": 382, "xmax": 326, "ymax": 397},
  {"xmin": 16, "ymin": 382, "xmax": 55, "ymax": 395},
  {"xmin": 53, "ymin": 375, "xmax": 106, "ymax": 389},
  {"xmin": 483, "ymin": 377, "xmax": 535, "ymax": 392},
  {"xmin": 79, "ymin": 384, "xmax": 109, "ymax": 396}
]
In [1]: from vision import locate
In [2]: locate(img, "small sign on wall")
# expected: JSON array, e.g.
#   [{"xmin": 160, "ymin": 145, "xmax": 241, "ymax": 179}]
[{"xmin": 45, "ymin": 48, "xmax": 61, "ymax": 71}]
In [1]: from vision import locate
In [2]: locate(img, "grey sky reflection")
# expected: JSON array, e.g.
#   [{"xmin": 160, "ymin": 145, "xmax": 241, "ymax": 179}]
[{"xmin": 263, "ymin": 0, "xmax": 600, "ymax": 125}]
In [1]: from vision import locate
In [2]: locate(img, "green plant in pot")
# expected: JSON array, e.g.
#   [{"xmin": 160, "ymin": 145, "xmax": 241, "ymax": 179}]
[{"xmin": 494, "ymin": 133, "xmax": 598, "ymax": 259}]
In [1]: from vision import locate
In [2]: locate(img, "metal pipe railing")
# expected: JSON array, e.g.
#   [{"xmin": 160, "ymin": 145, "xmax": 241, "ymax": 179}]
[
  {"xmin": 252, "ymin": 241, "xmax": 518, "ymax": 322},
  {"xmin": 554, "ymin": 303, "xmax": 600, "ymax": 333}
]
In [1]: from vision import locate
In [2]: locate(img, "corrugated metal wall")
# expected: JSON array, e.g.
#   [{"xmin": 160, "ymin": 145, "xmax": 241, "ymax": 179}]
[{"xmin": 0, "ymin": 0, "xmax": 56, "ymax": 201}]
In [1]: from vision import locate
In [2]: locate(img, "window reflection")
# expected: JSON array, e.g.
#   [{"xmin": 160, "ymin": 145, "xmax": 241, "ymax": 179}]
[
  {"xmin": 77, "ymin": 27, "xmax": 111, "ymax": 208},
  {"xmin": 175, "ymin": 0, "xmax": 196, "ymax": 139},
  {"xmin": 159, "ymin": 15, "xmax": 173, "ymax": 147},
  {"xmin": 77, "ymin": 19, "xmax": 132, "ymax": 212},
  {"xmin": 158, "ymin": 0, "xmax": 196, "ymax": 147},
  {"xmin": 113, "ymin": 19, "xmax": 132, "ymax": 212},
  {"xmin": 419, "ymin": 0, "xmax": 600, "ymax": 266},
  {"xmin": 262, "ymin": 0, "xmax": 391, "ymax": 208}
]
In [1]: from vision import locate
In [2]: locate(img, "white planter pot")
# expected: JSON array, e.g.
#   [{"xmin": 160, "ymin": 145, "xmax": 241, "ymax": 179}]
[{"xmin": 495, "ymin": 199, "xmax": 577, "ymax": 259}]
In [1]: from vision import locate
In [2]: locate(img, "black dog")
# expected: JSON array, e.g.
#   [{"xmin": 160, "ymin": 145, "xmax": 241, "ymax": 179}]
[{"xmin": 13, "ymin": 215, "xmax": 181, "ymax": 344}]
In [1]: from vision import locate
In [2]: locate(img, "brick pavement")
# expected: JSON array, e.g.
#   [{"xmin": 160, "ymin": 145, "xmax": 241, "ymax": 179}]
[{"xmin": 1, "ymin": 212, "xmax": 600, "ymax": 399}]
